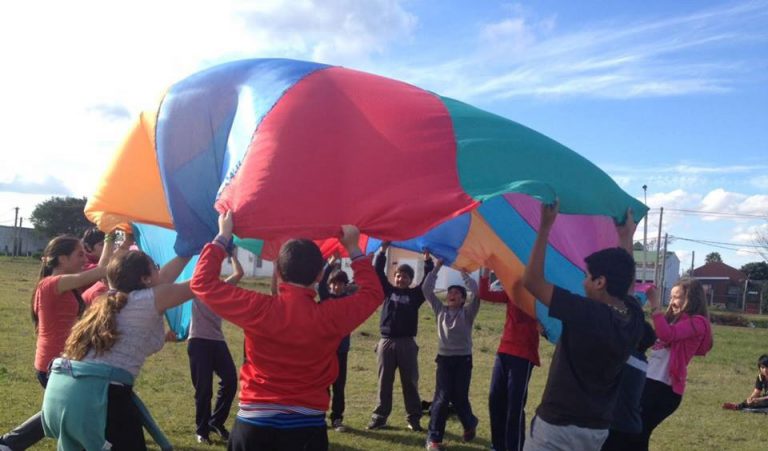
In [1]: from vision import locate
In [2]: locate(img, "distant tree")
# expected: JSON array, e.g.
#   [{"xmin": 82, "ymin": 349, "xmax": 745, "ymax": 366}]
[
  {"xmin": 29, "ymin": 196, "xmax": 91, "ymax": 239},
  {"xmin": 633, "ymin": 241, "xmax": 644, "ymax": 251},
  {"xmin": 755, "ymin": 225, "xmax": 768, "ymax": 261},
  {"xmin": 741, "ymin": 262, "xmax": 768, "ymax": 281},
  {"xmin": 705, "ymin": 252, "xmax": 722, "ymax": 264}
]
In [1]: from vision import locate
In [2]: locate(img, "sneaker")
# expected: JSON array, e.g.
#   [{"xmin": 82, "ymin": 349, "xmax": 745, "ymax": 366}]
[
  {"xmin": 722, "ymin": 402, "xmax": 740, "ymax": 410},
  {"xmin": 407, "ymin": 419, "xmax": 424, "ymax": 432},
  {"xmin": 196, "ymin": 434, "xmax": 212, "ymax": 445},
  {"xmin": 367, "ymin": 416, "xmax": 387, "ymax": 430},
  {"xmin": 332, "ymin": 419, "xmax": 347, "ymax": 432},
  {"xmin": 462, "ymin": 426, "xmax": 477, "ymax": 442},
  {"xmin": 426, "ymin": 440, "xmax": 444, "ymax": 450}
]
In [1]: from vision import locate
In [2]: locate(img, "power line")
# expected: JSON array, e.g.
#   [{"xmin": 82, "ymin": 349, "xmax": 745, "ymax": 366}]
[
  {"xmin": 647, "ymin": 208, "xmax": 767, "ymax": 220},
  {"xmin": 670, "ymin": 236, "xmax": 765, "ymax": 256}
]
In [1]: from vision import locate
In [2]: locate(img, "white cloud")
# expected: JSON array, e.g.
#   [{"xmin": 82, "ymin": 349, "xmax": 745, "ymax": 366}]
[{"xmin": 401, "ymin": 0, "xmax": 768, "ymax": 101}]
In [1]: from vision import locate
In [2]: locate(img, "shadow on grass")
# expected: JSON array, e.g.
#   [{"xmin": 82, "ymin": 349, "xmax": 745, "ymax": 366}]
[{"xmin": 344, "ymin": 424, "xmax": 492, "ymax": 450}]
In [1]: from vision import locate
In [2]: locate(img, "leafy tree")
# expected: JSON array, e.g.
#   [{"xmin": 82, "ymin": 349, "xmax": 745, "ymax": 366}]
[
  {"xmin": 741, "ymin": 261, "xmax": 768, "ymax": 280},
  {"xmin": 29, "ymin": 196, "xmax": 91, "ymax": 239},
  {"xmin": 705, "ymin": 252, "xmax": 722, "ymax": 264},
  {"xmin": 633, "ymin": 241, "xmax": 644, "ymax": 251}
]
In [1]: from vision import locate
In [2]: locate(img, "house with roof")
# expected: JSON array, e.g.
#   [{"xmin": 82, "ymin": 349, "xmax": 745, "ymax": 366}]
[{"xmin": 692, "ymin": 261, "xmax": 747, "ymax": 310}]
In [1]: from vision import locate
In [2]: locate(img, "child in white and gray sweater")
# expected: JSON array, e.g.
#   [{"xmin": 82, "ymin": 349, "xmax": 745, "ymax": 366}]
[{"xmin": 422, "ymin": 259, "xmax": 480, "ymax": 449}]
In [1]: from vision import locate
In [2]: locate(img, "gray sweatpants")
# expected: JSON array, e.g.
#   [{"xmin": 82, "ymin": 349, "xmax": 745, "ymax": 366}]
[{"xmin": 371, "ymin": 337, "xmax": 422, "ymax": 422}]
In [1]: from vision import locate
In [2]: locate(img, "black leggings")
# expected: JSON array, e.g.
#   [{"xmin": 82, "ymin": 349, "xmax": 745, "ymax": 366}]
[{"xmin": 637, "ymin": 379, "xmax": 682, "ymax": 450}]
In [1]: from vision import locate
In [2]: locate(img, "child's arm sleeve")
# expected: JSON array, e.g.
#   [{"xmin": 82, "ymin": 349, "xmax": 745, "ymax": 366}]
[
  {"xmin": 317, "ymin": 263, "xmax": 334, "ymax": 300},
  {"xmin": 463, "ymin": 273, "xmax": 481, "ymax": 320},
  {"xmin": 478, "ymin": 275, "xmax": 508, "ymax": 304},
  {"xmin": 421, "ymin": 269, "xmax": 442, "ymax": 315},
  {"xmin": 651, "ymin": 313, "xmax": 708, "ymax": 343},
  {"xmin": 374, "ymin": 251, "xmax": 394, "ymax": 293},
  {"xmin": 191, "ymin": 243, "xmax": 272, "ymax": 330}
]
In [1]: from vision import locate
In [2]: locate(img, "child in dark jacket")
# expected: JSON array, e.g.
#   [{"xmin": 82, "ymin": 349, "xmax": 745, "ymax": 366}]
[
  {"xmin": 368, "ymin": 241, "xmax": 434, "ymax": 432},
  {"xmin": 422, "ymin": 259, "xmax": 480, "ymax": 450},
  {"xmin": 190, "ymin": 212, "xmax": 384, "ymax": 451},
  {"xmin": 317, "ymin": 253, "xmax": 354, "ymax": 432},
  {"xmin": 601, "ymin": 321, "xmax": 657, "ymax": 451}
]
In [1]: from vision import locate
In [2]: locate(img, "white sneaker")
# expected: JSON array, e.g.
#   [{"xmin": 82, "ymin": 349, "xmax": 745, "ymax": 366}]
[{"xmin": 332, "ymin": 419, "xmax": 347, "ymax": 432}]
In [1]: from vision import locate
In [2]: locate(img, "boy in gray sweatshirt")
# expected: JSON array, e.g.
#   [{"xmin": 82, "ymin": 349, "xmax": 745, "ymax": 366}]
[{"xmin": 422, "ymin": 259, "xmax": 480, "ymax": 450}]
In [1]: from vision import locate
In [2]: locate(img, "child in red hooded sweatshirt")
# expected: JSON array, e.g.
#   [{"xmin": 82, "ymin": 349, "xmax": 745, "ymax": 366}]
[{"xmin": 190, "ymin": 212, "xmax": 383, "ymax": 451}]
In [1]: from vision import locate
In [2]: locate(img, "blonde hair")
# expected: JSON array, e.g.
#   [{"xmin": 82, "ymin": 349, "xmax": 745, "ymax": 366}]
[
  {"xmin": 63, "ymin": 250, "xmax": 153, "ymax": 360},
  {"xmin": 64, "ymin": 291, "xmax": 128, "ymax": 360}
]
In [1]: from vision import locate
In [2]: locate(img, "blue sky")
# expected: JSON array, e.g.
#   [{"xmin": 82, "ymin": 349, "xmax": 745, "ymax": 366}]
[{"xmin": 1, "ymin": 0, "xmax": 766, "ymax": 270}]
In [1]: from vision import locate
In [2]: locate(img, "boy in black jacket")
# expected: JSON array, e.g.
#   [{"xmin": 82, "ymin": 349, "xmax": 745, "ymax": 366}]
[{"xmin": 368, "ymin": 242, "xmax": 434, "ymax": 432}]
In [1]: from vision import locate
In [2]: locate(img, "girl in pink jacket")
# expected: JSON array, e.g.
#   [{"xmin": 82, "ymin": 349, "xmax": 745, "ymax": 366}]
[{"xmin": 636, "ymin": 279, "xmax": 713, "ymax": 450}]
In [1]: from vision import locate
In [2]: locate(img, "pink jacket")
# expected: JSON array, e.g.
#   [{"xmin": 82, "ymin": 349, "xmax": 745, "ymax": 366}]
[{"xmin": 652, "ymin": 312, "xmax": 713, "ymax": 395}]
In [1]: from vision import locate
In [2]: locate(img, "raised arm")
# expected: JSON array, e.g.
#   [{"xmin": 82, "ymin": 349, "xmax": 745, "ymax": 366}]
[
  {"xmin": 159, "ymin": 255, "xmax": 193, "ymax": 285},
  {"xmin": 478, "ymin": 268, "xmax": 508, "ymax": 303},
  {"xmin": 416, "ymin": 251, "xmax": 435, "ymax": 289},
  {"xmin": 190, "ymin": 211, "xmax": 273, "ymax": 330},
  {"xmin": 462, "ymin": 271, "xmax": 481, "ymax": 320},
  {"xmin": 523, "ymin": 200, "xmax": 558, "ymax": 306},
  {"xmin": 223, "ymin": 251, "xmax": 244, "ymax": 285},
  {"xmin": 56, "ymin": 230, "xmax": 127, "ymax": 292},
  {"xmin": 374, "ymin": 241, "xmax": 394, "ymax": 293},
  {"xmin": 421, "ymin": 259, "xmax": 443, "ymax": 315},
  {"xmin": 154, "ymin": 281, "xmax": 193, "ymax": 314}
]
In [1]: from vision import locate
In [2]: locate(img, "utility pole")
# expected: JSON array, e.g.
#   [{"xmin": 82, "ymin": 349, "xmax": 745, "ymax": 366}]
[
  {"xmin": 642, "ymin": 185, "xmax": 648, "ymax": 283},
  {"xmin": 660, "ymin": 233, "xmax": 669, "ymax": 303},
  {"xmin": 13, "ymin": 206, "xmax": 19, "ymax": 257},
  {"xmin": 690, "ymin": 251, "xmax": 695, "ymax": 275},
  {"xmin": 18, "ymin": 217, "xmax": 23, "ymax": 256},
  {"xmin": 654, "ymin": 207, "xmax": 664, "ymax": 284}
]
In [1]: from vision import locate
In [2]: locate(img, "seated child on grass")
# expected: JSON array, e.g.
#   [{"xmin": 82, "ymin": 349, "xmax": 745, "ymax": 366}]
[
  {"xmin": 422, "ymin": 259, "xmax": 480, "ymax": 450},
  {"xmin": 723, "ymin": 354, "xmax": 768, "ymax": 411},
  {"xmin": 190, "ymin": 212, "xmax": 384, "ymax": 451}
]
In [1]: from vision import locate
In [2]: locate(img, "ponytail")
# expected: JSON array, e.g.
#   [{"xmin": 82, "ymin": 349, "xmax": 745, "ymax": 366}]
[{"xmin": 63, "ymin": 290, "xmax": 128, "ymax": 360}]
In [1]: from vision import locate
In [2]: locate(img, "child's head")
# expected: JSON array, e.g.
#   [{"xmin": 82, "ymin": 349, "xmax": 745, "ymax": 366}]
[
  {"xmin": 445, "ymin": 284, "xmax": 468, "ymax": 308},
  {"xmin": 82, "ymin": 227, "xmax": 105, "ymax": 255},
  {"xmin": 583, "ymin": 247, "xmax": 635, "ymax": 299},
  {"xmin": 666, "ymin": 278, "xmax": 708, "ymax": 320},
  {"xmin": 394, "ymin": 264, "xmax": 414, "ymax": 288},
  {"xmin": 107, "ymin": 250, "xmax": 157, "ymax": 292},
  {"xmin": 278, "ymin": 239, "xmax": 324, "ymax": 286},
  {"xmin": 328, "ymin": 269, "xmax": 349, "ymax": 295},
  {"xmin": 758, "ymin": 354, "xmax": 768, "ymax": 379},
  {"xmin": 40, "ymin": 235, "xmax": 86, "ymax": 278}
]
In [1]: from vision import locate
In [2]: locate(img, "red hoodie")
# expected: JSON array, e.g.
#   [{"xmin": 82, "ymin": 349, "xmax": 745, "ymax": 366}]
[{"xmin": 190, "ymin": 244, "xmax": 383, "ymax": 411}]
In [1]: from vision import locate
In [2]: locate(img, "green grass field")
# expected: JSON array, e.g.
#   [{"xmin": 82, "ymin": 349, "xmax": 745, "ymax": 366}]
[{"xmin": 1, "ymin": 256, "xmax": 767, "ymax": 450}]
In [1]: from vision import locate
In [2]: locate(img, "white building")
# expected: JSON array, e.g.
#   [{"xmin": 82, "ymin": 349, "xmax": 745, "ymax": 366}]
[{"xmin": 0, "ymin": 225, "xmax": 48, "ymax": 256}]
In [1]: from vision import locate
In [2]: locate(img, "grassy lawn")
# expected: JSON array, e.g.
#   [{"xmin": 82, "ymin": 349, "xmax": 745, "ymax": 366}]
[{"xmin": 1, "ymin": 256, "xmax": 767, "ymax": 450}]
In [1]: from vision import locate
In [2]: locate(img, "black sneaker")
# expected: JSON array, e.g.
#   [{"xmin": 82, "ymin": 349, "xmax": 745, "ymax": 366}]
[
  {"xmin": 407, "ymin": 419, "xmax": 423, "ymax": 432},
  {"xmin": 209, "ymin": 423, "xmax": 230, "ymax": 440},
  {"xmin": 366, "ymin": 416, "xmax": 387, "ymax": 430}
]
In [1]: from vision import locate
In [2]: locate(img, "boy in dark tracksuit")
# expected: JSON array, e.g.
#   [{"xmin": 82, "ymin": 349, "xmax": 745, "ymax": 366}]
[
  {"xmin": 317, "ymin": 256, "xmax": 354, "ymax": 432},
  {"xmin": 368, "ymin": 242, "xmax": 434, "ymax": 432}
]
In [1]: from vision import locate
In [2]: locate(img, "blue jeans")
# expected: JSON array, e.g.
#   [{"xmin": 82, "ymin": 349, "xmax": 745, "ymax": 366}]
[
  {"xmin": 427, "ymin": 355, "xmax": 477, "ymax": 442},
  {"xmin": 489, "ymin": 353, "xmax": 534, "ymax": 451}
]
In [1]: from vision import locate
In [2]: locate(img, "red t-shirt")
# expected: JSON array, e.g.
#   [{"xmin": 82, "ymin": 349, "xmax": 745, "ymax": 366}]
[
  {"xmin": 33, "ymin": 275, "xmax": 80, "ymax": 372},
  {"xmin": 479, "ymin": 275, "xmax": 540, "ymax": 366}
]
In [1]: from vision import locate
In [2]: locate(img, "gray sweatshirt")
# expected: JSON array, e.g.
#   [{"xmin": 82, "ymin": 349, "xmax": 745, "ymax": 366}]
[{"xmin": 422, "ymin": 269, "xmax": 480, "ymax": 356}]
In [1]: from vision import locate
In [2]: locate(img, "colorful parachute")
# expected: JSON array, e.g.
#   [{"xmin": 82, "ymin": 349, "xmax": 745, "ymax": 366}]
[{"xmin": 85, "ymin": 58, "xmax": 647, "ymax": 341}]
